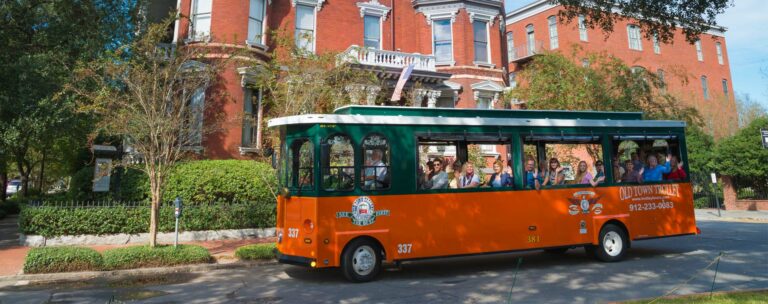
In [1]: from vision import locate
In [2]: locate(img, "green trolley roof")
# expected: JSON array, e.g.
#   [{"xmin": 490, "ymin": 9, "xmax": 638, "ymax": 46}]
[{"xmin": 333, "ymin": 105, "xmax": 644, "ymax": 121}]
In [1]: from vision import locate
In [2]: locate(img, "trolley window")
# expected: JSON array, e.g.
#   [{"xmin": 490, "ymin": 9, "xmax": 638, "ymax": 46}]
[{"xmin": 322, "ymin": 133, "xmax": 355, "ymax": 191}]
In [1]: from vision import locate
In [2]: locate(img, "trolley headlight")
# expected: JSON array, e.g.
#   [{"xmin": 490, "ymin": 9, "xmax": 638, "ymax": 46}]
[
  {"xmin": 303, "ymin": 219, "xmax": 315, "ymax": 232},
  {"xmin": 277, "ymin": 230, "xmax": 283, "ymax": 243}
]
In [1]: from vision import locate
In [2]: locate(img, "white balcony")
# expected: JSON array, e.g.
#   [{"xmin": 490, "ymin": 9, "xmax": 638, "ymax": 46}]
[
  {"xmin": 510, "ymin": 40, "xmax": 545, "ymax": 63},
  {"xmin": 340, "ymin": 45, "xmax": 436, "ymax": 72}
]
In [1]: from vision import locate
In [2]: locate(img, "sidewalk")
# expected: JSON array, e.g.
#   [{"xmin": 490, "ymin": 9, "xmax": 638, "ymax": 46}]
[
  {"xmin": 0, "ymin": 214, "xmax": 275, "ymax": 277},
  {"xmin": 695, "ymin": 208, "xmax": 768, "ymax": 223}
]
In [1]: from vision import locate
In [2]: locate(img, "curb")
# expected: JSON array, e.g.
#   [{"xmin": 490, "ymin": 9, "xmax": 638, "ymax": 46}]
[
  {"xmin": 0, "ymin": 259, "xmax": 279, "ymax": 287},
  {"xmin": 696, "ymin": 217, "xmax": 768, "ymax": 223}
]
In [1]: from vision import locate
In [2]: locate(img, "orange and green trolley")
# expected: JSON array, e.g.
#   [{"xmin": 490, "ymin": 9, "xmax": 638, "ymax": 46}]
[{"xmin": 268, "ymin": 105, "xmax": 698, "ymax": 282}]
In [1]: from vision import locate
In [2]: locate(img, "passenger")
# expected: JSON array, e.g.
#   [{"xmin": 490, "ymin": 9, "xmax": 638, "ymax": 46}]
[
  {"xmin": 504, "ymin": 160, "xmax": 514, "ymax": 177},
  {"xmin": 621, "ymin": 160, "xmax": 643, "ymax": 183},
  {"xmin": 541, "ymin": 158, "xmax": 565, "ymax": 186},
  {"xmin": 523, "ymin": 158, "xmax": 542, "ymax": 190},
  {"xmin": 363, "ymin": 149, "xmax": 387, "ymax": 189},
  {"xmin": 590, "ymin": 160, "xmax": 606, "ymax": 186},
  {"xmin": 612, "ymin": 156, "xmax": 625, "ymax": 182},
  {"xmin": 459, "ymin": 162, "xmax": 481, "ymax": 188},
  {"xmin": 572, "ymin": 161, "xmax": 594, "ymax": 185},
  {"xmin": 486, "ymin": 161, "xmax": 513, "ymax": 188},
  {"xmin": 641, "ymin": 154, "xmax": 671, "ymax": 182},
  {"xmin": 449, "ymin": 162, "xmax": 462, "ymax": 189},
  {"xmin": 423, "ymin": 158, "xmax": 449, "ymax": 189},
  {"xmin": 631, "ymin": 152, "xmax": 644, "ymax": 171},
  {"xmin": 665, "ymin": 155, "xmax": 687, "ymax": 181}
]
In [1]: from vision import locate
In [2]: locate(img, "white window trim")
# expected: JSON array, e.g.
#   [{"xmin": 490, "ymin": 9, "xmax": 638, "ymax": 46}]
[
  {"xmin": 431, "ymin": 17, "xmax": 455, "ymax": 66},
  {"xmin": 547, "ymin": 15, "xmax": 558, "ymax": 49},
  {"xmin": 292, "ymin": 0, "xmax": 325, "ymax": 10},
  {"xmin": 362, "ymin": 14, "xmax": 383, "ymax": 50},
  {"xmin": 246, "ymin": 0, "xmax": 268, "ymax": 49},
  {"xmin": 578, "ymin": 14, "xmax": 587, "ymax": 42},
  {"xmin": 627, "ymin": 25, "xmax": 642, "ymax": 51},
  {"xmin": 695, "ymin": 40, "xmax": 703, "ymax": 62},
  {"xmin": 716, "ymin": 42, "xmax": 724, "ymax": 65},
  {"xmin": 295, "ymin": 3, "xmax": 318, "ymax": 53},
  {"xmin": 653, "ymin": 35, "xmax": 660, "ymax": 54},
  {"xmin": 357, "ymin": 0, "xmax": 390, "ymax": 21},
  {"xmin": 472, "ymin": 20, "xmax": 493, "ymax": 67},
  {"xmin": 506, "ymin": 31, "xmax": 514, "ymax": 62},
  {"xmin": 701, "ymin": 75, "xmax": 709, "ymax": 99},
  {"xmin": 526, "ymin": 24, "xmax": 535, "ymax": 55},
  {"xmin": 186, "ymin": 0, "xmax": 212, "ymax": 43}
]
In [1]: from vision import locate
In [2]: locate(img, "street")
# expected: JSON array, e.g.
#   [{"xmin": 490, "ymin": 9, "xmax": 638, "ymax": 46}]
[{"xmin": 1, "ymin": 219, "xmax": 766, "ymax": 304}]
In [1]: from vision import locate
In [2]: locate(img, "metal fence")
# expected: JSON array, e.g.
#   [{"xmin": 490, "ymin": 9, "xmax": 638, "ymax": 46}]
[
  {"xmin": 734, "ymin": 177, "xmax": 768, "ymax": 200},
  {"xmin": 690, "ymin": 172, "xmax": 723, "ymax": 209}
]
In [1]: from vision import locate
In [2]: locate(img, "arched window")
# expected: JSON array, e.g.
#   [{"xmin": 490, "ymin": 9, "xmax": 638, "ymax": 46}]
[
  {"xmin": 547, "ymin": 16, "xmax": 558, "ymax": 49},
  {"xmin": 525, "ymin": 24, "xmax": 535, "ymax": 55},
  {"xmin": 361, "ymin": 134, "xmax": 390, "ymax": 190},
  {"xmin": 288, "ymin": 139, "xmax": 314, "ymax": 189},
  {"xmin": 322, "ymin": 134, "xmax": 355, "ymax": 191}
]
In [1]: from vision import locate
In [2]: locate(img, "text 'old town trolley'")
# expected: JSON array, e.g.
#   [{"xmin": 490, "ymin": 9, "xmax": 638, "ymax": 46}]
[{"xmin": 268, "ymin": 106, "xmax": 698, "ymax": 282}]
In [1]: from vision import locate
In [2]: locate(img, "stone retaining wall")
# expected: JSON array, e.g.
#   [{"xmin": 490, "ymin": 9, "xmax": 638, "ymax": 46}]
[{"xmin": 20, "ymin": 228, "xmax": 276, "ymax": 247}]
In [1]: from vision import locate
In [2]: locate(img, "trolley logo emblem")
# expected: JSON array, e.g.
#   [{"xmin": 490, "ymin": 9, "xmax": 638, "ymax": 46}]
[
  {"xmin": 568, "ymin": 191, "xmax": 603, "ymax": 215},
  {"xmin": 336, "ymin": 196, "xmax": 390, "ymax": 226}
]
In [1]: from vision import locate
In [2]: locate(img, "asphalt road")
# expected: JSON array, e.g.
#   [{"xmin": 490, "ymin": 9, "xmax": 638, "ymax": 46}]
[{"xmin": 1, "ymin": 220, "xmax": 766, "ymax": 304}]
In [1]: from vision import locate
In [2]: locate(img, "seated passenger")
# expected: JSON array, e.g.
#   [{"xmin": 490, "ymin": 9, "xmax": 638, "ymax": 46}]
[
  {"xmin": 542, "ymin": 158, "xmax": 565, "ymax": 186},
  {"xmin": 486, "ymin": 161, "xmax": 513, "ymax": 188},
  {"xmin": 621, "ymin": 160, "xmax": 643, "ymax": 183},
  {"xmin": 612, "ymin": 156, "xmax": 625, "ymax": 182},
  {"xmin": 449, "ymin": 162, "xmax": 462, "ymax": 189},
  {"xmin": 641, "ymin": 155, "xmax": 671, "ymax": 182},
  {"xmin": 523, "ymin": 158, "xmax": 542, "ymax": 190},
  {"xmin": 459, "ymin": 162, "xmax": 481, "ymax": 188},
  {"xmin": 363, "ymin": 149, "xmax": 388, "ymax": 189},
  {"xmin": 665, "ymin": 155, "xmax": 687, "ymax": 181},
  {"xmin": 571, "ymin": 161, "xmax": 594, "ymax": 185},
  {"xmin": 631, "ymin": 152, "xmax": 644, "ymax": 171},
  {"xmin": 590, "ymin": 160, "xmax": 606, "ymax": 187},
  {"xmin": 423, "ymin": 158, "xmax": 449, "ymax": 189}
]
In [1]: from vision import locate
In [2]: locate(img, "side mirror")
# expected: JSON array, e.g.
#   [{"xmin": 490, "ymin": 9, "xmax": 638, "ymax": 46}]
[{"xmin": 280, "ymin": 187, "xmax": 291, "ymax": 199}]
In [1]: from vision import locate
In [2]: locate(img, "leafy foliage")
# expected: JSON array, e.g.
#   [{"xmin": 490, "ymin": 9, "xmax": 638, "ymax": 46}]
[
  {"xmin": 19, "ymin": 203, "xmax": 275, "ymax": 237},
  {"xmin": 101, "ymin": 245, "xmax": 211, "ymax": 270},
  {"xmin": 163, "ymin": 160, "xmax": 277, "ymax": 204},
  {"xmin": 23, "ymin": 246, "xmax": 103, "ymax": 274},
  {"xmin": 67, "ymin": 166, "xmax": 150, "ymax": 202},
  {"xmin": 235, "ymin": 243, "xmax": 277, "ymax": 260},
  {"xmin": 508, "ymin": 49, "xmax": 702, "ymax": 127},
  {"xmin": 735, "ymin": 93, "xmax": 768, "ymax": 129},
  {"xmin": 713, "ymin": 117, "xmax": 768, "ymax": 180},
  {"xmin": 557, "ymin": 0, "xmax": 731, "ymax": 43}
]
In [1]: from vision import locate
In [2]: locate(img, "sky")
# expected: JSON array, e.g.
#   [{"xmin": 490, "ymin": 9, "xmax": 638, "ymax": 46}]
[{"xmin": 505, "ymin": 0, "xmax": 768, "ymax": 108}]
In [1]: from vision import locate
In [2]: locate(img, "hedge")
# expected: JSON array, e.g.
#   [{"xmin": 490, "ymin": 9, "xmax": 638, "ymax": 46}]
[
  {"xmin": 19, "ymin": 203, "xmax": 275, "ymax": 237},
  {"xmin": 102, "ymin": 245, "xmax": 211, "ymax": 270},
  {"xmin": 20, "ymin": 160, "xmax": 278, "ymax": 237},
  {"xmin": 235, "ymin": 243, "xmax": 276, "ymax": 260},
  {"xmin": 23, "ymin": 246, "xmax": 103, "ymax": 274}
]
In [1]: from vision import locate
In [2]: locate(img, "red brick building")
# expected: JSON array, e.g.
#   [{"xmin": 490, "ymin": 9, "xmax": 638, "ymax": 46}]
[
  {"xmin": 154, "ymin": 0, "xmax": 736, "ymax": 159},
  {"xmin": 505, "ymin": 0, "xmax": 738, "ymax": 139}
]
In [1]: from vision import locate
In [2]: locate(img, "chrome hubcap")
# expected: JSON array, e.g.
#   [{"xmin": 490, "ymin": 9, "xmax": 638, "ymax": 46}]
[
  {"xmin": 352, "ymin": 245, "xmax": 376, "ymax": 276},
  {"xmin": 603, "ymin": 231, "xmax": 623, "ymax": 257}
]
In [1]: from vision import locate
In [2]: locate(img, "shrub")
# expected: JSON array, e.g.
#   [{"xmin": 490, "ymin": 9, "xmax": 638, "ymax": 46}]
[
  {"xmin": 1, "ymin": 198, "xmax": 21, "ymax": 214},
  {"xmin": 23, "ymin": 246, "xmax": 103, "ymax": 274},
  {"xmin": 235, "ymin": 243, "xmax": 276, "ymax": 260},
  {"xmin": 693, "ymin": 197, "xmax": 710, "ymax": 209},
  {"xmin": 0, "ymin": 209, "xmax": 6, "ymax": 220},
  {"xmin": 102, "ymin": 245, "xmax": 211, "ymax": 270},
  {"xmin": 19, "ymin": 204, "xmax": 275, "ymax": 237},
  {"xmin": 68, "ymin": 166, "xmax": 149, "ymax": 202},
  {"xmin": 163, "ymin": 160, "xmax": 277, "ymax": 204}
]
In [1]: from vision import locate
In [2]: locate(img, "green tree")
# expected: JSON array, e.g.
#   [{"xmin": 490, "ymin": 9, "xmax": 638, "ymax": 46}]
[
  {"xmin": 508, "ymin": 49, "xmax": 702, "ymax": 126},
  {"xmin": 557, "ymin": 0, "xmax": 732, "ymax": 43},
  {"xmin": 0, "ymin": 0, "xmax": 136, "ymax": 196},
  {"xmin": 735, "ymin": 93, "xmax": 768, "ymax": 129},
  {"xmin": 70, "ymin": 17, "xmax": 231, "ymax": 247},
  {"xmin": 712, "ymin": 117, "xmax": 768, "ymax": 183}
]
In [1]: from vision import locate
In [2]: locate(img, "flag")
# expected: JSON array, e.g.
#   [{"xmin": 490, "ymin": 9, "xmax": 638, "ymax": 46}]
[{"xmin": 390, "ymin": 63, "xmax": 416, "ymax": 102}]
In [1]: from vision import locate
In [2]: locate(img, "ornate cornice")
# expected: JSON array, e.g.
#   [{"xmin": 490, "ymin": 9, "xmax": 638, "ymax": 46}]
[
  {"xmin": 292, "ymin": 0, "xmax": 326, "ymax": 11},
  {"xmin": 414, "ymin": 1, "xmax": 503, "ymax": 25},
  {"xmin": 357, "ymin": 0, "xmax": 391, "ymax": 20}
]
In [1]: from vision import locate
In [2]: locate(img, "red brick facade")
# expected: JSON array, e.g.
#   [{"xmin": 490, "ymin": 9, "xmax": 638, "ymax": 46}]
[
  {"xmin": 505, "ymin": 1, "xmax": 738, "ymax": 139},
  {"xmin": 168, "ymin": 0, "xmax": 737, "ymax": 159}
]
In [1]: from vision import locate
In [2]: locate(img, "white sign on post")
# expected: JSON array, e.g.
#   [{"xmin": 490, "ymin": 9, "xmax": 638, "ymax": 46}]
[
  {"xmin": 710, "ymin": 172, "xmax": 717, "ymax": 184},
  {"xmin": 93, "ymin": 158, "xmax": 112, "ymax": 192}
]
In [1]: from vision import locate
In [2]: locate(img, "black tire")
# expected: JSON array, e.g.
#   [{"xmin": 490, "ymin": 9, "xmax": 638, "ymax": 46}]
[
  {"xmin": 341, "ymin": 238, "xmax": 382, "ymax": 283},
  {"xmin": 592, "ymin": 224, "xmax": 628, "ymax": 262},
  {"xmin": 544, "ymin": 247, "xmax": 569, "ymax": 254}
]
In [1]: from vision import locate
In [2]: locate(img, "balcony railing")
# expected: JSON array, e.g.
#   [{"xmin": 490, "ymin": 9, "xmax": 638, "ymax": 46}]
[
  {"xmin": 510, "ymin": 40, "xmax": 545, "ymax": 63},
  {"xmin": 339, "ymin": 45, "xmax": 436, "ymax": 72}
]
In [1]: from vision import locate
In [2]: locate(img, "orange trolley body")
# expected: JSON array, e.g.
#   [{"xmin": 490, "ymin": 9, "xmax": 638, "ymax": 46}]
[{"xmin": 276, "ymin": 183, "xmax": 696, "ymax": 268}]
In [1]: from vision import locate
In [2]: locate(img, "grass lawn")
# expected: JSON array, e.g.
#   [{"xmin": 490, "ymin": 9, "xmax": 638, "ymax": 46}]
[{"xmin": 623, "ymin": 289, "xmax": 768, "ymax": 304}]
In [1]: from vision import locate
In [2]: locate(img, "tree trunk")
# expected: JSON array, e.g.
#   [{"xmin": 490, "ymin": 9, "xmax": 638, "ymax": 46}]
[
  {"xmin": 149, "ymin": 177, "xmax": 160, "ymax": 247},
  {"xmin": 0, "ymin": 168, "xmax": 6, "ymax": 204},
  {"xmin": 38, "ymin": 150, "xmax": 46, "ymax": 192}
]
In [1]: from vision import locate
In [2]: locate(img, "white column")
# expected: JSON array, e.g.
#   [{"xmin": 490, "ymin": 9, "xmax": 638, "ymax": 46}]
[
  {"xmin": 426, "ymin": 90, "xmax": 441, "ymax": 108},
  {"xmin": 365, "ymin": 85, "xmax": 381, "ymax": 106},
  {"xmin": 345, "ymin": 84, "xmax": 366, "ymax": 105},
  {"xmin": 410, "ymin": 88, "xmax": 428, "ymax": 107}
]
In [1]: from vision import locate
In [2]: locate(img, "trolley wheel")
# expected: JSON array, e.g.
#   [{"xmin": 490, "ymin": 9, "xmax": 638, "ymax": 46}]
[
  {"xmin": 341, "ymin": 238, "xmax": 382, "ymax": 283},
  {"xmin": 592, "ymin": 224, "xmax": 628, "ymax": 262}
]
